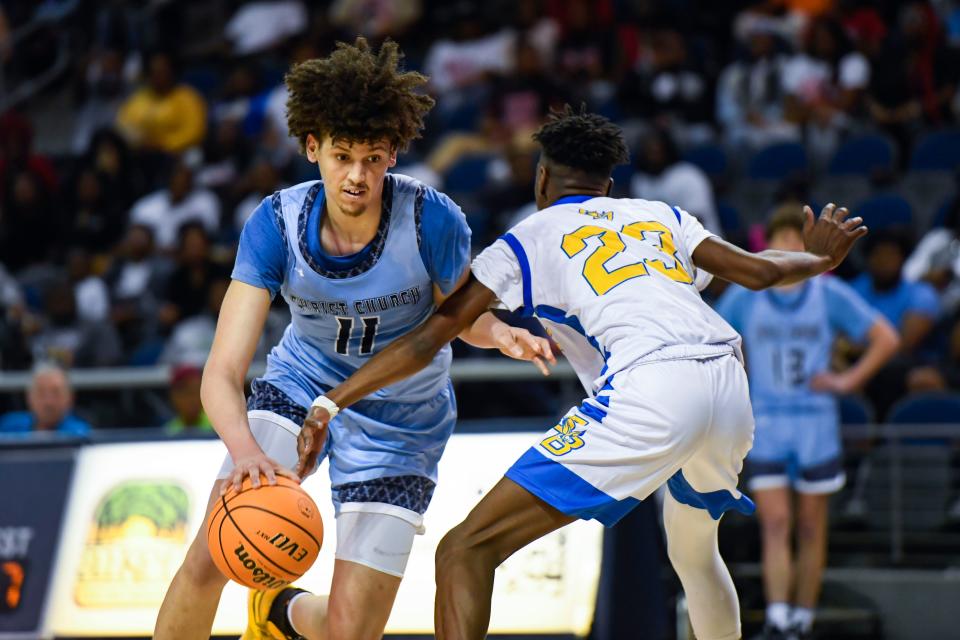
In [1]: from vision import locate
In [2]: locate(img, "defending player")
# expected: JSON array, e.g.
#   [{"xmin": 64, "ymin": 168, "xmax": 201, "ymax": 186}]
[
  {"xmin": 294, "ymin": 106, "xmax": 870, "ymax": 640},
  {"xmin": 153, "ymin": 39, "xmax": 551, "ymax": 640},
  {"xmin": 716, "ymin": 206, "xmax": 898, "ymax": 640}
]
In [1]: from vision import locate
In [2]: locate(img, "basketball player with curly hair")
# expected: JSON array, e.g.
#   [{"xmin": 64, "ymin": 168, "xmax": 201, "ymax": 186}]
[{"xmin": 153, "ymin": 38, "xmax": 551, "ymax": 640}]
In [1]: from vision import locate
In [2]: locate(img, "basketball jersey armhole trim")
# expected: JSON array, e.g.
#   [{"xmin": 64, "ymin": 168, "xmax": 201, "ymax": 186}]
[
  {"xmin": 671, "ymin": 205, "xmax": 682, "ymax": 224},
  {"xmin": 296, "ymin": 177, "xmax": 395, "ymax": 279},
  {"xmin": 500, "ymin": 232, "xmax": 533, "ymax": 315}
]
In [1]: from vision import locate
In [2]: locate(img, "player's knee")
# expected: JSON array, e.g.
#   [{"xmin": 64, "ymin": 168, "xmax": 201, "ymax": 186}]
[
  {"xmin": 795, "ymin": 511, "xmax": 825, "ymax": 546},
  {"xmin": 182, "ymin": 534, "xmax": 228, "ymax": 588},
  {"xmin": 435, "ymin": 524, "xmax": 496, "ymax": 579},
  {"xmin": 758, "ymin": 509, "xmax": 792, "ymax": 543}
]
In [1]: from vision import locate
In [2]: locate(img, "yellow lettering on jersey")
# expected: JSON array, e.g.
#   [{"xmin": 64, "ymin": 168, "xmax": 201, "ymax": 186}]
[
  {"xmin": 540, "ymin": 414, "xmax": 588, "ymax": 456},
  {"xmin": 621, "ymin": 221, "xmax": 694, "ymax": 284},
  {"xmin": 561, "ymin": 225, "xmax": 649, "ymax": 295},
  {"xmin": 577, "ymin": 208, "xmax": 614, "ymax": 221}
]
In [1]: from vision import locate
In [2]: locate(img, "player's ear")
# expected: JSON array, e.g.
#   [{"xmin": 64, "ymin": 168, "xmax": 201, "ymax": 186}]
[
  {"xmin": 387, "ymin": 147, "xmax": 398, "ymax": 168},
  {"xmin": 536, "ymin": 164, "xmax": 548, "ymax": 197},
  {"xmin": 305, "ymin": 134, "xmax": 321, "ymax": 163},
  {"xmin": 604, "ymin": 177, "xmax": 613, "ymax": 196}
]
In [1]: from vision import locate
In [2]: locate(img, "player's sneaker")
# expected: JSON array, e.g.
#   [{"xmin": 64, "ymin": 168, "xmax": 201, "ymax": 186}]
[{"xmin": 242, "ymin": 587, "xmax": 307, "ymax": 640}]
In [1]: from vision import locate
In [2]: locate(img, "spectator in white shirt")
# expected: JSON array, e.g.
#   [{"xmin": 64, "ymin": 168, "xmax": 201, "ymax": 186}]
[{"xmin": 128, "ymin": 160, "xmax": 221, "ymax": 251}]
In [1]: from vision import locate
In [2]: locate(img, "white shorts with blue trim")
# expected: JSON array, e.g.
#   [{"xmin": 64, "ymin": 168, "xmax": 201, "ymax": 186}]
[{"xmin": 507, "ymin": 354, "xmax": 756, "ymax": 526}]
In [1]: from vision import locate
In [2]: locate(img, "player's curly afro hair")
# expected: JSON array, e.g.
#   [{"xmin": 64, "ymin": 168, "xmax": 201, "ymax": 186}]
[
  {"xmin": 532, "ymin": 104, "xmax": 629, "ymax": 178},
  {"xmin": 285, "ymin": 37, "xmax": 435, "ymax": 153}
]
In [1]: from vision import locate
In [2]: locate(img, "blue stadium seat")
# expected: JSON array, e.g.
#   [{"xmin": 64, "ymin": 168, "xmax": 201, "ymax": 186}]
[
  {"xmin": 839, "ymin": 395, "xmax": 875, "ymax": 425},
  {"xmin": 444, "ymin": 100, "xmax": 482, "ymax": 132},
  {"xmin": 931, "ymin": 196, "xmax": 955, "ymax": 227},
  {"xmin": 827, "ymin": 134, "xmax": 895, "ymax": 176},
  {"xmin": 747, "ymin": 142, "xmax": 807, "ymax": 181},
  {"xmin": 887, "ymin": 393, "xmax": 960, "ymax": 424},
  {"xmin": 716, "ymin": 201, "xmax": 741, "ymax": 234},
  {"xmin": 443, "ymin": 154, "xmax": 494, "ymax": 193},
  {"xmin": 909, "ymin": 129, "xmax": 960, "ymax": 172},
  {"xmin": 682, "ymin": 143, "xmax": 728, "ymax": 180},
  {"xmin": 854, "ymin": 194, "xmax": 912, "ymax": 229}
]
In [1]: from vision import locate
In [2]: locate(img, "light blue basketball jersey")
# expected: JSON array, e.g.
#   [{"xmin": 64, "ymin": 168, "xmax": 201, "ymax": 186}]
[
  {"xmin": 715, "ymin": 276, "xmax": 877, "ymax": 414},
  {"xmin": 232, "ymin": 174, "xmax": 471, "ymax": 485}
]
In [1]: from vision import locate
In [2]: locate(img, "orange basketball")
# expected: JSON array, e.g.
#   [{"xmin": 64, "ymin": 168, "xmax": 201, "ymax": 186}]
[{"xmin": 207, "ymin": 476, "xmax": 324, "ymax": 589}]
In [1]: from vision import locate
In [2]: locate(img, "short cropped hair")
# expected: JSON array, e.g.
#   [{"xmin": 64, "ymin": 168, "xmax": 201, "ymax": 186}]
[{"xmin": 532, "ymin": 104, "xmax": 629, "ymax": 178}]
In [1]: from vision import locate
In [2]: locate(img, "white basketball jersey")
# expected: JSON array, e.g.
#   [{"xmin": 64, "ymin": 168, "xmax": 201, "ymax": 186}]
[{"xmin": 472, "ymin": 195, "xmax": 741, "ymax": 394}]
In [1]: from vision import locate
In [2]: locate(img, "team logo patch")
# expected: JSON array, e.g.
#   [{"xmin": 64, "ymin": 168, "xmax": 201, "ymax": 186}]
[{"xmin": 540, "ymin": 414, "xmax": 588, "ymax": 456}]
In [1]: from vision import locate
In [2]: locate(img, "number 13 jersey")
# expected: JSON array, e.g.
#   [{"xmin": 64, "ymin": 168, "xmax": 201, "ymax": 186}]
[
  {"xmin": 472, "ymin": 195, "xmax": 741, "ymax": 394},
  {"xmin": 232, "ymin": 174, "xmax": 471, "ymax": 409}
]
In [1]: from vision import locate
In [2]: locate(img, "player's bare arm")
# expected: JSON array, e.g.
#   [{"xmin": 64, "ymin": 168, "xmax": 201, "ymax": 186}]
[
  {"xmin": 296, "ymin": 277, "xmax": 500, "ymax": 477},
  {"xmin": 203, "ymin": 280, "xmax": 299, "ymax": 493},
  {"xmin": 438, "ymin": 268, "xmax": 555, "ymax": 375},
  {"xmin": 810, "ymin": 317, "xmax": 900, "ymax": 394},
  {"xmin": 693, "ymin": 203, "xmax": 868, "ymax": 290}
]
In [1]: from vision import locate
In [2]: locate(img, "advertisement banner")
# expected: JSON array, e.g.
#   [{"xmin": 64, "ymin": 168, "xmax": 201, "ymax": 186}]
[
  {"xmin": 0, "ymin": 447, "xmax": 76, "ymax": 639},
  {"xmin": 46, "ymin": 433, "xmax": 603, "ymax": 637}
]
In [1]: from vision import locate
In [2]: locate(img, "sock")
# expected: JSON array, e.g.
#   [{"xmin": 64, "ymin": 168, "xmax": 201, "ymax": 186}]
[
  {"xmin": 286, "ymin": 592, "xmax": 310, "ymax": 636},
  {"xmin": 791, "ymin": 607, "xmax": 815, "ymax": 633},
  {"xmin": 766, "ymin": 602, "xmax": 792, "ymax": 630},
  {"xmin": 267, "ymin": 587, "xmax": 309, "ymax": 639}
]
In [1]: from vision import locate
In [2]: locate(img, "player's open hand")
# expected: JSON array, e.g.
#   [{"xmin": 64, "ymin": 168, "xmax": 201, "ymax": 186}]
[
  {"xmin": 492, "ymin": 325, "xmax": 557, "ymax": 376},
  {"xmin": 802, "ymin": 203, "xmax": 868, "ymax": 269},
  {"xmin": 295, "ymin": 407, "xmax": 330, "ymax": 479},
  {"xmin": 221, "ymin": 451, "xmax": 299, "ymax": 496}
]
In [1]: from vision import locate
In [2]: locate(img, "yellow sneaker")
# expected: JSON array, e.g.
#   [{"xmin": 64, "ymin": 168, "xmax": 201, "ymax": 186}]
[{"xmin": 242, "ymin": 587, "xmax": 303, "ymax": 640}]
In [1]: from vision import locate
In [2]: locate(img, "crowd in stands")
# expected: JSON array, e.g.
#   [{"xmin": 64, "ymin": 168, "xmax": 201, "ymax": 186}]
[{"xmin": 3, "ymin": 0, "xmax": 960, "ymax": 429}]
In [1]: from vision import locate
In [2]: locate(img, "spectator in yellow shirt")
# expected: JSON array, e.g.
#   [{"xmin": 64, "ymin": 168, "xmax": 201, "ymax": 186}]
[{"xmin": 116, "ymin": 52, "xmax": 207, "ymax": 154}]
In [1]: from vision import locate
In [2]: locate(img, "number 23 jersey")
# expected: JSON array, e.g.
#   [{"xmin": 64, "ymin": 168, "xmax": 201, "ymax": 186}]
[
  {"xmin": 232, "ymin": 174, "xmax": 471, "ymax": 408},
  {"xmin": 472, "ymin": 195, "xmax": 741, "ymax": 394}
]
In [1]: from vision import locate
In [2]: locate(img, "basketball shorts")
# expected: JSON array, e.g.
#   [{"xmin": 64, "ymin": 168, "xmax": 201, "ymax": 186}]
[
  {"xmin": 506, "ymin": 354, "xmax": 756, "ymax": 526},
  {"xmin": 746, "ymin": 408, "xmax": 845, "ymax": 495},
  {"xmin": 216, "ymin": 381, "xmax": 440, "ymax": 576}
]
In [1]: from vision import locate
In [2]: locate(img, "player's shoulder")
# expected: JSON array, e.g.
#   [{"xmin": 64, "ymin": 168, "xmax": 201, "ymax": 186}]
[
  {"xmin": 275, "ymin": 179, "xmax": 322, "ymax": 208},
  {"xmin": 389, "ymin": 172, "xmax": 462, "ymax": 213}
]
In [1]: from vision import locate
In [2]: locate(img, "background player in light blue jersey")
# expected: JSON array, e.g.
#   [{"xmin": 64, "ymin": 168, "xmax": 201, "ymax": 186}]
[
  {"xmin": 716, "ymin": 206, "xmax": 899, "ymax": 640},
  {"xmin": 154, "ymin": 38, "xmax": 552, "ymax": 640}
]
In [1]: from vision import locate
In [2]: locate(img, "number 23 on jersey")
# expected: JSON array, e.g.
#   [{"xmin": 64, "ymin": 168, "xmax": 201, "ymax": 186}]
[{"xmin": 561, "ymin": 221, "xmax": 693, "ymax": 295}]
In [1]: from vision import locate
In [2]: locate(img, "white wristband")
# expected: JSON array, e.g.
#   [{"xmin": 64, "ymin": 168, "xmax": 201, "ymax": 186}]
[{"xmin": 310, "ymin": 395, "xmax": 340, "ymax": 419}]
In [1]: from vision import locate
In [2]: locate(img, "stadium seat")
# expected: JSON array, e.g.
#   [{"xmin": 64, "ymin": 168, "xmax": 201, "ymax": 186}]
[
  {"xmin": 930, "ymin": 196, "xmax": 955, "ymax": 228},
  {"xmin": 716, "ymin": 201, "xmax": 741, "ymax": 235},
  {"xmin": 839, "ymin": 395, "xmax": 875, "ymax": 426},
  {"xmin": 909, "ymin": 129, "xmax": 960, "ymax": 172},
  {"xmin": 746, "ymin": 142, "xmax": 807, "ymax": 181},
  {"xmin": 682, "ymin": 143, "xmax": 728, "ymax": 181},
  {"xmin": 827, "ymin": 134, "xmax": 895, "ymax": 177},
  {"xmin": 854, "ymin": 194, "xmax": 913, "ymax": 230},
  {"xmin": 444, "ymin": 100, "xmax": 482, "ymax": 132},
  {"xmin": 887, "ymin": 392, "xmax": 960, "ymax": 425},
  {"xmin": 443, "ymin": 153, "xmax": 494, "ymax": 193},
  {"xmin": 610, "ymin": 160, "xmax": 635, "ymax": 197}
]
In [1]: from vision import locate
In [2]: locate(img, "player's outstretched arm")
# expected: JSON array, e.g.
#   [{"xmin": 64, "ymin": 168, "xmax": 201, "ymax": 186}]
[
  {"xmin": 295, "ymin": 276, "xmax": 496, "ymax": 477},
  {"xmin": 692, "ymin": 203, "xmax": 867, "ymax": 290}
]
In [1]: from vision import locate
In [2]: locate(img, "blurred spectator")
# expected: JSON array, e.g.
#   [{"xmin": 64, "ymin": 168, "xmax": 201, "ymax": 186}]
[
  {"xmin": 904, "ymin": 198, "xmax": 960, "ymax": 314},
  {"xmin": 159, "ymin": 223, "xmax": 229, "ymax": 332},
  {"xmin": 84, "ymin": 128, "xmax": 142, "ymax": 216},
  {"xmin": 27, "ymin": 279, "xmax": 122, "ymax": 368},
  {"xmin": 105, "ymin": 224, "xmax": 172, "ymax": 354},
  {"xmin": 481, "ymin": 143, "xmax": 538, "ymax": 234},
  {"xmin": 782, "ymin": 15, "xmax": 870, "ymax": 165},
  {"xmin": 163, "ymin": 364, "xmax": 212, "ymax": 433},
  {"xmin": 852, "ymin": 229, "xmax": 941, "ymax": 354},
  {"xmin": 116, "ymin": 51, "xmax": 207, "ymax": 154},
  {"xmin": 552, "ymin": 0, "xmax": 615, "ymax": 107},
  {"xmin": 0, "ymin": 171, "xmax": 62, "ymax": 273},
  {"xmin": 160, "ymin": 276, "xmax": 230, "ymax": 366},
  {"xmin": 224, "ymin": 0, "xmax": 307, "ymax": 56},
  {"xmin": 329, "ymin": 0, "xmax": 422, "ymax": 40},
  {"xmin": 0, "ymin": 364, "xmax": 91, "ymax": 436},
  {"xmin": 71, "ymin": 46, "xmax": 137, "ymax": 154},
  {"xmin": 512, "ymin": 0, "xmax": 559, "ymax": 67},
  {"xmin": 717, "ymin": 23, "xmax": 799, "ymax": 150},
  {"xmin": 423, "ymin": 7, "xmax": 515, "ymax": 96},
  {"xmin": 0, "ymin": 263, "xmax": 30, "ymax": 370},
  {"xmin": 233, "ymin": 159, "xmax": 283, "ymax": 232},
  {"xmin": 66, "ymin": 248, "xmax": 109, "ymax": 324},
  {"xmin": 129, "ymin": 159, "xmax": 221, "ymax": 251},
  {"xmin": 0, "ymin": 110, "xmax": 58, "ymax": 200},
  {"xmin": 0, "ymin": 4, "xmax": 10, "ymax": 65},
  {"xmin": 734, "ymin": 0, "xmax": 809, "ymax": 49},
  {"xmin": 631, "ymin": 127, "xmax": 722, "ymax": 235},
  {"xmin": 619, "ymin": 27, "xmax": 713, "ymax": 144},
  {"xmin": 197, "ymin": 118, "xmax": 253, "ymax": 191},
  {"xmin": 64, "ymin": 165, "xmax": 126, "ymax": 253}
]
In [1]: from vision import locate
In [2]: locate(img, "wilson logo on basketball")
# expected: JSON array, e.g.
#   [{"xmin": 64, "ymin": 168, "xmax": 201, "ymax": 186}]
[{"xmin": 233, "ymin": 543, "xmax": 289, "ymax": 589}]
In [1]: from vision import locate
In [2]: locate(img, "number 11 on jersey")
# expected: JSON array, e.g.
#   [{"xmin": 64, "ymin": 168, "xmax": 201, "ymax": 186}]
[{"xmin": 334, "ymin": 316, "xmax": 380, "ymax": 355}]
